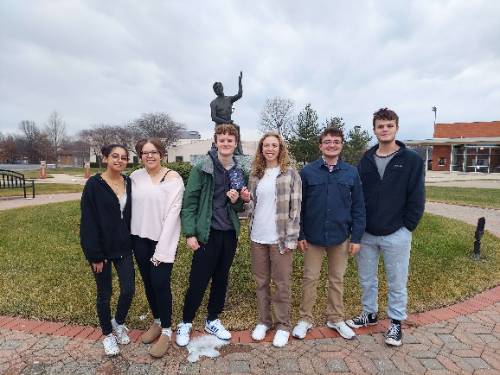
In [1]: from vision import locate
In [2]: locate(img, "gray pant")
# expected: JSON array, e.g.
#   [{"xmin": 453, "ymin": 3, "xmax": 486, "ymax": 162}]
[{"xmin": 356, "ymin": 227, "xmax": 412, "ymax": 321}]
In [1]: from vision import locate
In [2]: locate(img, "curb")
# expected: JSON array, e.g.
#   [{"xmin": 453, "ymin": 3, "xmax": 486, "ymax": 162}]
[{"xmin": 1, "ymin": 285, "xmax": 499, "ymax": 345}]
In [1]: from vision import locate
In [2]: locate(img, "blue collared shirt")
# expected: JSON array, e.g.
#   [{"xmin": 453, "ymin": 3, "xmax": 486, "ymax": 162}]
[{"xmin": 299, "ymin": 158, "xmax": 366, "ymax": 246}]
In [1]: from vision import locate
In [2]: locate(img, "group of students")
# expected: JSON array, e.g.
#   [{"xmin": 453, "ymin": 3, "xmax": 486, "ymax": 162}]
[{"xmin": 80, "ymin": 107, "xmax": 425, "ymax": 358}]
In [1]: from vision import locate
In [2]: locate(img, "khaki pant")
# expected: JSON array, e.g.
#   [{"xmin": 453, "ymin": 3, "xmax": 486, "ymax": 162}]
[
  {"xmin": 299, "ymin": 240, "xmax": 349, "ymax": 323},
  {"xmin": 250, "ymin": 241, "xmax": 293, "ymax": 331}
]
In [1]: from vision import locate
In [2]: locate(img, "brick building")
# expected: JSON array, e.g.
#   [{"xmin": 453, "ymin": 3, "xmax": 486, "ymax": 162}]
[{"xmin": 406, "ymin": 121, "xmax": 500, "ymax": 173}]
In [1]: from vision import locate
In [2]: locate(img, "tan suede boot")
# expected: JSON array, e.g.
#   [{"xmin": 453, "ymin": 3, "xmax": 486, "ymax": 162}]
[
  {"xmin": 149, "ymin": 332, "xmax": 171, "ymax": 358},
  {"xmin": 141, "ymin": 323, "xmax": 161, "ymax": 344}
]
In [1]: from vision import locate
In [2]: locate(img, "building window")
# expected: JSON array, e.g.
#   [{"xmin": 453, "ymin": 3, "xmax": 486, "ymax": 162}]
[
  {"xmin": 438, "ymin": 157, "xmax": 446, "ymax": 166},
  {"xmin": 175, "ymin": 156, "xmax": 183, "ymax": 162}
]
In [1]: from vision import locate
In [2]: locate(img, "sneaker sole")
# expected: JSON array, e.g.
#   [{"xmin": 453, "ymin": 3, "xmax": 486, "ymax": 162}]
[
  {"xmin": 251, "ymin": 334, "xmax": 266, "ymax": 341},
  {"xmin": 346, "ymin": 321, "xmax": 378, "ymax": 329},
  {"xmin": 326, "ymin": 323, "xmax": 356, "ymax": 340},
  {"xmin": 272, "ymin": 341, "xmax": 288, "ymax": 348},
  {"xmin": 175, "ymin": 339, "xmax": 189, "ymax": 347},
  {"xmin": 385, "ymin": 338, "xmax": 402, "ymax": 346},
  {"xmin": 204, "ymin": 327, "xmax": 231, "ymax": 340},
  {"xmin": 291, "ymin": 329, "xmax": 310, "ymax": 340}
]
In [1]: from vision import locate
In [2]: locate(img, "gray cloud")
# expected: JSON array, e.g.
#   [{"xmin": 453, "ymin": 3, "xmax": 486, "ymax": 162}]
[{"xmin": 1, "ymin": 0, "xmax": 499, "ymax": 142}]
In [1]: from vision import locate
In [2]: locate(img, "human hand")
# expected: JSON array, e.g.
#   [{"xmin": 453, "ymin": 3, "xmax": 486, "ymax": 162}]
[
  {"xmin": 240, "ymin": 187, "xmax": 251, "ymax": 202},
  {"xmin": 92, "ymin": 261, "xmax": 105, "ymax": 273},
  {"xmin": 187, "ymin": 236, "xmax": 200, "ymax": 251},
  {"xmin": 227, "ymin": 189, "xmax": 239, "ymax": 204},
  {"xmin": 239, "ymin": 71, "xmax": 243, "ymax": 81},
  {"xmin": 298, "ymin": 240, "xmax": 308, "ymax": 253},
  {"xmin": 349, "ymin": 243, "xmax": 361, "ymax": 256}
]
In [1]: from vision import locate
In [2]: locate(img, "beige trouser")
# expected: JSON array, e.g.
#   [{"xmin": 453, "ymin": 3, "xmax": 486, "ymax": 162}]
[
  {"xmin": 250, "ymin": 241, "xmax": 293, "ymax": 331},
  {"xmin": 299, "ymin": 240, "xmax": 349, "ymax": 323}
]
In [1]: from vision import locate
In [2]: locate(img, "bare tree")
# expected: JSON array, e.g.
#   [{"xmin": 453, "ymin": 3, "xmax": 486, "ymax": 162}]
[
  {"xmin": 131, "ymin": 112, "xmax": 184, "ymax": 152},
  {"xmin": 260, "ymin": 97, "xmax": 295, "ymax": 139},
  {"xmin": 45, "ymin": 111, "xmax": 67, "ymax": 167},
  {"xmin": 0, "ymin": 133, "xmax": 19, "ymax": 163},
  {"xmin": 79, "ymin": 124, "xmax": 117, "ymax": 167},
  {"xmin": 18, "ymin": 120, "xmax": 47, "ymax": 163}
]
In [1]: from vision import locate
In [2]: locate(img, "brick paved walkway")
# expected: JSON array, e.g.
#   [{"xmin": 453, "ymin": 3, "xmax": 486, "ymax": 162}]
[{"xmin": 1, "ymin": 286, "xmax": 499, "ymax": 374}]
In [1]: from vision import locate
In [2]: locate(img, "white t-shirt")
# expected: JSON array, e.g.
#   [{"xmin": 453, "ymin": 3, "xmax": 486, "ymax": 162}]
[{"xmin": 250, "ymin": 166, "xmax": 280, "ymax": 244}]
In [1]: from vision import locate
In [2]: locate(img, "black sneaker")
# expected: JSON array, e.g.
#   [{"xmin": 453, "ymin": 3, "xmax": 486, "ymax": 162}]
[
  {"xmin": 385, "ymin": 320, "xmax": 402, "ymax": 346},
  {"xmin": 346, "ymin": 312, "xmax": 378, "ymax": 329}
]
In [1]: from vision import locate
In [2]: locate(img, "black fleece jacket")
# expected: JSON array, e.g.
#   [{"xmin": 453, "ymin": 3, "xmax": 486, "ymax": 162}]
[
  {"xmin": 80, "ymin": 174, "xmax": 132, "ymax": 262},
  {"xmin": 358, "ymin": 141, "xmax": 425, "ymax": 236}
]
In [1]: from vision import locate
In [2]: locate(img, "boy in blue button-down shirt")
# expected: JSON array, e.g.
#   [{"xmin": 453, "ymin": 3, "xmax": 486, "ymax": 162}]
[{"xmin": 292, "ymin": 127, "xmax": 366, "ymax": 341}]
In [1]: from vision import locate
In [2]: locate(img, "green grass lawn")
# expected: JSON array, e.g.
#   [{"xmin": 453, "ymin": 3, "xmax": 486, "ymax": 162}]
[
  {"xmin": 0, "ymin": 183, "xmax": 83, "ymax": 198},
  {"xmin": 426, "ymin": 186, "xmax": 500, "ymax": 209},
  {"xmin": 0, "ymin": 201, "xmax": 498, "ymax": 330}
]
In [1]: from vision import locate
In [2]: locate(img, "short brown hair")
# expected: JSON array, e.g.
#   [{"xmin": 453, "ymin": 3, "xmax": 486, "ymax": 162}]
[
  {"xmin": 319, "ymin": 127, "xmax": 344, "ymax": 144},
  {"xmin": 214, "ymin": 123, "xmax": 239, "ymax": 143},
  {"xmin": 135, "ymin": 138, "xmax": 166, "ymax": 157},
  {"xmin": 373, "ymin": 108, "xmax": 399, "ymax": 128}
]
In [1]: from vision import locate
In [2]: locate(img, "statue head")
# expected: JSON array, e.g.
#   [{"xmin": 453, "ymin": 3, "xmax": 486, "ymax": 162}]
[{"xmin": 213, "ymin": 82, "xmax": 224, "ymax": 96}]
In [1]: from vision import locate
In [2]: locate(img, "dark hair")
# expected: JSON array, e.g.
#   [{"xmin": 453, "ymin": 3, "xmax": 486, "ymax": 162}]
[
  {"xmin": 101, "ymin": 144, "xmax": 129, "ymax": 158},
  {"xmin": 319, "ymin": 127, "xmax": 344, "ymax": 144},
  {"xmin": 214, "ymin": 123, "xmax": 239, "ymax": 143},
  {"xmin": 135, "ymin": 138, "xmax": 166, "ymax": 157},
  {"xmin": 373, "ymin": 108, "xmax": 399, "ymax": 128},
  {"xmin": 213, "ymin": 81, "xmax": 222, "ymax": 90}
]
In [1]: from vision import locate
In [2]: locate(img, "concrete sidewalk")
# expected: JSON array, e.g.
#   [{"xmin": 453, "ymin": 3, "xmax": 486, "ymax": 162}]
[
  {"xmin": 426, "ymin": 202, "xmax": 500, "ymax": 237},
  {"xmin": 0, "ymin": 193, "xmax": 82, "ymax": 211},
  {"xmin": 1, "ymin": 287, "xmax": 499, "ymax": 374}
]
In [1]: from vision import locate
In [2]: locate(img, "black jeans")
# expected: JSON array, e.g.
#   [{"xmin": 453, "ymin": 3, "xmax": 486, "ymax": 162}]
[
  {"xmin": 133, "ymin": 235, "xmax": 174, "ymax": 328},
  {"xmin": 92, "ymin": 255, "xmax": 135, "ymax": 335},
  {"xmin": 182, "ymin": 229, "xmax": 237, "ymax": 323}
]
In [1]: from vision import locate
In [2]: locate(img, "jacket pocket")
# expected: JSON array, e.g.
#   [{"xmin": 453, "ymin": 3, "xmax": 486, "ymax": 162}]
[
  {"xmin": 337, "ymin": 181, "xmax": 352, "ymax": 208},
  {"xmin": 306, "ymin": 176, "xmax": 325, "ymax": 196}
]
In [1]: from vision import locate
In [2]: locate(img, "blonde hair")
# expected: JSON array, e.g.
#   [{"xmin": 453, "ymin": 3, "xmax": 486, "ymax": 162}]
[{"xmin": 251, "ymin": 132, "xmax": 291, "ymax": 179}]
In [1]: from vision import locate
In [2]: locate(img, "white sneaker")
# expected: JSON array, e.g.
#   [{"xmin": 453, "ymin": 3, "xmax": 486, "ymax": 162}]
[
  {"xmin": 175, "ymin": 322, "xmax": 192, "ymax": 347},
  {"xmin": 326, "ymin": 320, "xmax": 356, "ymax": 340},
  {"xmin": 251, "ymin": 324, "xmax": 269, "ymax": 341},
  {"xmin": 292, "ymin": 320, "xmax": 312, "ymax": 339},
  {"xmin": 103, "ymin": 334, "xmax": 120, "ymax": 356},
  {"xmin": 272, "ymin": 329, "xmax": 290, "ymax": 348},
  {"xmin": 205, "ymin": 319, "xmax": 231, "ymax": 340},
  {"xmin": 111, "ymin": 318, "xmax": 130, "ymax": 345}
]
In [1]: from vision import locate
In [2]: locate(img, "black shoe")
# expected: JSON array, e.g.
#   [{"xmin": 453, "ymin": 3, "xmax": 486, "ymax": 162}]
[
  {"xmin": 346, "ymin": 312, "xmax": 378, "ymax": 329},
  {"xmin": 385, "ymin": 320, "xmax": 402, "ymax": 346}
]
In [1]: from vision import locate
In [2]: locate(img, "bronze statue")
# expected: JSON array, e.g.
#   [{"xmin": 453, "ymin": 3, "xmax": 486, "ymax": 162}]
[{"xmin": 210, "ymin": 71, "xmax": 243, "ymax": 154}]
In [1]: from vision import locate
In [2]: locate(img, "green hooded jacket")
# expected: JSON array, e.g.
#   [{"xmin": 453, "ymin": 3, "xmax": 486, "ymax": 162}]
[{"xmin": 181, "ymin": 153, "xmax": 248, "ymax": 244}]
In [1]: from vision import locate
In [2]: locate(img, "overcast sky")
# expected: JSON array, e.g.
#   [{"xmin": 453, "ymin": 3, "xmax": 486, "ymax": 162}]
[{"xmin": 1, "ymin": 0, "xmax": 499, "ymax": 142}]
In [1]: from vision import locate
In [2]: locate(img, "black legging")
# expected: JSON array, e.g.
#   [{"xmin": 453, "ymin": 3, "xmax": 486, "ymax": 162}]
[
  {"xmin": 92, "ymin": 254, "xmax": 135, "ymax": 335},
  {"xmin": 133, "ymin": 235, "xmax": 173, "ymax": 328},
  {"xmin": 182, "ymin": 229, "xmax": 237, "ymax": 323}
]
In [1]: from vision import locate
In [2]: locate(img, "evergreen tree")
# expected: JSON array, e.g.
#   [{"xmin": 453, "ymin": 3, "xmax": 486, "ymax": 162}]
[
  {"xmin": 343, "ymin": 126, "xmax": 372, "ymax": 165},
  {"xmin": 288, "ymin": 104, "xmax": 322, "ymax": 164},
  {"xmin": 323, "ymin": 116, "xmax": 371, "ymax": 165}
]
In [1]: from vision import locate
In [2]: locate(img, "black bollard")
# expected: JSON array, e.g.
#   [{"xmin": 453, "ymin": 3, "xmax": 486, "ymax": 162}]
[{"xmin": 472, "ymin": 217, "xmax": 486, "ymax": 260}]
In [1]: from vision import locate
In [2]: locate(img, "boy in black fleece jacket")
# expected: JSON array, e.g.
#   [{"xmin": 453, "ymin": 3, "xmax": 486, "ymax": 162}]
[{"xmin": 346, "ymin": 108, "xmax": 425, "ymax": 347}]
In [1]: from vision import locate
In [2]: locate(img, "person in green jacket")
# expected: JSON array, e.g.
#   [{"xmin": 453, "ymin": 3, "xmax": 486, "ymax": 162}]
[{"xmin": 176, "ymin": 124, "xmax": 247, "ymax": 347}]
